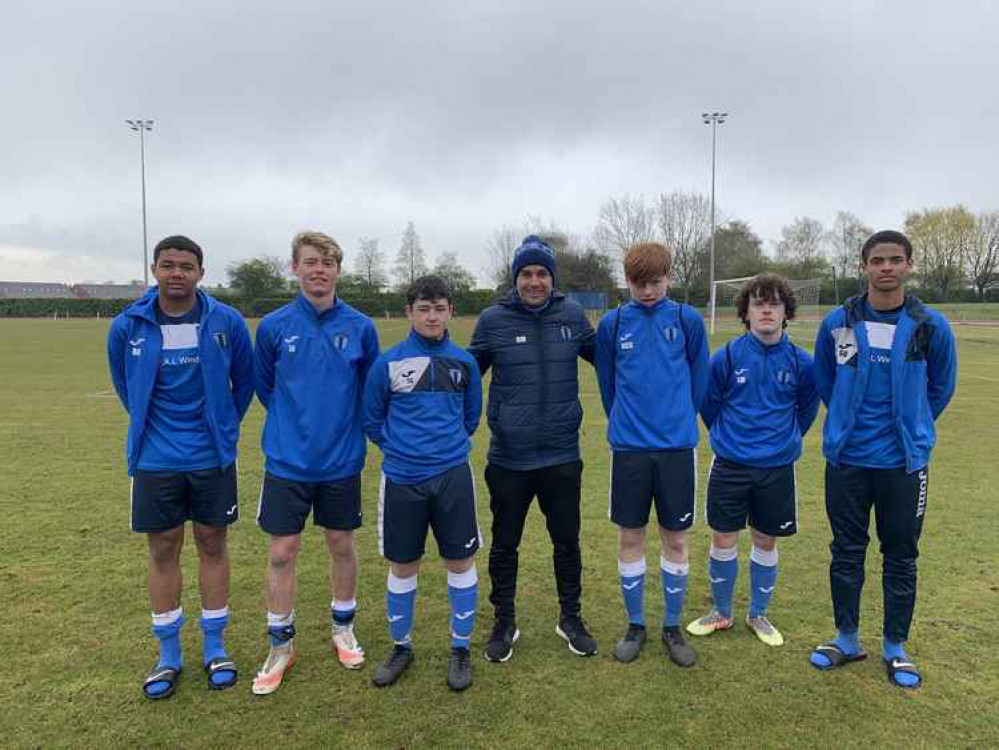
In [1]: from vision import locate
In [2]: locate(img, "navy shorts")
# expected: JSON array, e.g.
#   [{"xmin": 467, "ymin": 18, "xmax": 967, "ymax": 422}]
[
  {"xmin": 256, "ymin": 472, "xmax": 362, "ymax": 536},
  {"xmin": 609, "ymin": 449, "xmax": 696, "ymax": 531},
  {"xmin": 131, "ymin": 464, "xmax": 238, "ymax": 533},
  {"xmin": 706, "ymin": 457, "xmax": 797, "ymax": 537},
  {"xmin": 379, "ymin": 462, "xmax": 480, "ymax": 564}
]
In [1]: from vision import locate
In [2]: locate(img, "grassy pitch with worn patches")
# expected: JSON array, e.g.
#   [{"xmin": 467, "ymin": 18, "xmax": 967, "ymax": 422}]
[{"xmin": 1, "ymin": 309, "xmax": 996, "ymax": 749}]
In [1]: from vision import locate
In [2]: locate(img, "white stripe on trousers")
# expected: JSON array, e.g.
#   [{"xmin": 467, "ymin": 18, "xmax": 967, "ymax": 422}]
[{"xmin": 377, "ymin": 472, "xmax": 387, "ymax": 558}]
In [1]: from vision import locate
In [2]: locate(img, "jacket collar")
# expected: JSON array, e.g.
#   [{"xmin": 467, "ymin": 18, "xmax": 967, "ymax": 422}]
[
  {"xmin": 126, "ymin": 286, "xmax": 215, "ymax": 324},
  {"xmin": 744, "ymin": 330, "xmax": 789, "ymax": 354},
  {"xmin": 294, "ymin": 292, "xmax": 340, "ymax": 320},
  {"xmin": 407, "ymin": 328, "xmax": 450, "ymax": 351},
  {"xmin": 844, "ymin": 292, "xmax": 927, "ymax": 327}
]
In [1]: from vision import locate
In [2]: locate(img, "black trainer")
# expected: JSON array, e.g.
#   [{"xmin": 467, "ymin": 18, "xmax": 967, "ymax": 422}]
[
  {"xmin": 661, "ymin": 625, "xmax": 696, "ymax": 667},
  {"xmin": 371, "ymin": 644, "xmax": 414, "ymax": 687},
  {"xmin": 447, "ymin": 647, "xmax": 472, "ymax": 691},
  {"xmin": 484, "ymin": 620, "xmax": 520, "ymax": 663},
  {"xmin": 613, "ymin": 623, "xmax": 647, "ymax": 663},
  {"xmin": 556, "ymin": 615, "xmax": 598, "ymax": 656}
]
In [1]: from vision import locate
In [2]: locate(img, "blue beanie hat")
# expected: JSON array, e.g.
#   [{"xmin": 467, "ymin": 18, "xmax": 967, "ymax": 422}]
[{"xmin": 511, "ymin": 235, "xmax": 556, "ymax": 284}]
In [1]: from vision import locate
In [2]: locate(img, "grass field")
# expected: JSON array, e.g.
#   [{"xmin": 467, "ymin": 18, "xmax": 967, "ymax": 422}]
[{"xmin": 1, "ymin": 310, "xmax": 997, "ymax": 749}]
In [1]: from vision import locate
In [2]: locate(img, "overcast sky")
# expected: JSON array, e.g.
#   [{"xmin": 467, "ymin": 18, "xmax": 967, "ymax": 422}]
[{"xmin": 2, "ymin": 0, "xmax": 997, "ymax": 286}]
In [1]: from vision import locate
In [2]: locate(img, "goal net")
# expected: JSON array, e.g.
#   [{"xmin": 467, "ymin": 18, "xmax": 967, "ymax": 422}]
[{"xmin": 710, "ymin": 276, "xmax": 821, "ymax": 334}]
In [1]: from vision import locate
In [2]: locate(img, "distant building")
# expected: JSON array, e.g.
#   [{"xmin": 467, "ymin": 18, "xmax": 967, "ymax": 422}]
[
  {"xmin": 73, "ymin": 283, "xmax": 145, "ymax": 300},
  {"xmin": 0, "ymin": 281, "xmax": 74, "ymax": 298}
]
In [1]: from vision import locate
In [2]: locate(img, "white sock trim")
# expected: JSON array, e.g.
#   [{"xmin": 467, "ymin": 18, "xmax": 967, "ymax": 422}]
[
  {"xmin": 331, "ymin": 598, "xmax": 357, "ymax": 613},
  {"xmin": 709, "ymin": 545, "xmax": 739, "ymax": 562},
  {"xmin": 618, "ymin": 557, "xmax": 647, "ymax": 577},
  {"xmin": 388, "ymin": 571, "xmax": 418, "ymax": 594},
  {"xmin": 151, "ymin": 607, "xmax": 183, "ymax": 627},
  {"xmin": 660, "ymin": 557, "xmax": 689, "ymax": 576},
  {"xmin": 447, "ymin": 565, "xmax": 478, "ymax": 589},
  {"xmin": 267, "ymin": 610, "xmax": 295, "ymax": 628},
  {"xmin": 751, "ymin": 545, "xmax": 778, "ymax": 567},
  {"xmin": 201, "ymin": 606, "xmax": 229, "ymax": 620}
]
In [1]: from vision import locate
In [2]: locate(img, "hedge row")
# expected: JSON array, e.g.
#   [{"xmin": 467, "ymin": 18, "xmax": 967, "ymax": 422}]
[
  {"xmin": 0, "ymin": 289, "xmax": 502, "ymax": 319},
  {"xmin": 4, "ymin": 287, "xmax": 996, "ymax": 319}
]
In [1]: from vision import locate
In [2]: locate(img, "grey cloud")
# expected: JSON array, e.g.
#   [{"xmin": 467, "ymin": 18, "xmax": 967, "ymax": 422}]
[{"xmin": 1, "ymin": 0, "xmax": 997, "ymax": 284}]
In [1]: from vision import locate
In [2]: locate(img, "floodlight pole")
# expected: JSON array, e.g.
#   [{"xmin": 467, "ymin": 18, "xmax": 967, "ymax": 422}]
[
  {"xmin": 125, "ymin": 119, "xmax": 154, "ymax": 287},
  {"xmin": 702, "ymin": 111, "xmax": 728, "ymax": 334}
]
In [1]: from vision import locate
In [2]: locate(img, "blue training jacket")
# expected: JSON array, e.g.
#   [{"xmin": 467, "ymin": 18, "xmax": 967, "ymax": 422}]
[
  {"xmin": 595, "ymin": 298, "xmax": 709, "ymax": 451},
  {"xmin": 107, "ymin": 287, "xmax": 254, "ymax": 476},
  {"xmin": 814, "ymin": 293, "xmax": 957, "ymax": 473},
  {"xmin": 363, "ymin": 329, "xmax": 482, "ymax": 485},
  {"xmin": 701, "ymin": 332, "xmax": 819, "ymax": 467},
  {"xmin": 255, "ymin": 294, "xmax": 380, "ymax": 483}
]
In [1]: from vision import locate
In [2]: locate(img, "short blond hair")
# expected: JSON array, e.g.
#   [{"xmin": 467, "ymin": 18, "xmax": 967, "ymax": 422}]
[
  {"xmin": 623, "ymin": 242, "xmax": 672, "ymax": 283},
  {"xmin": 291, "ymin": 231, "xmax": 342, "ymax": 266}
]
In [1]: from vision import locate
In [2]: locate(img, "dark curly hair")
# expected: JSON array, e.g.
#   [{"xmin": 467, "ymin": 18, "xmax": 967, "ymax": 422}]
[{"xmin": 735, "ymin": 274, "xmax": 797, "ymax": 330}]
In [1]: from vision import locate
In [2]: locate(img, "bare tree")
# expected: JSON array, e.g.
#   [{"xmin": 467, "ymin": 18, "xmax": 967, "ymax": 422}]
[
  {"xmin": 485, "ymin": 225, "xmax": 522, "ymax": 290},
  {"xmin": 968, "ymin": 211, "xmax": 999, "ymax": 300},
  {"xmin": 593, "ymin": 195, "xmax": 659, "ymax": 258},
  {"xmin": 827, "ymin": 211, "xmax": 872, "ymax": 281},
  {"xmin": 657, "ymin": 191, "xmax": 710, "ymax": 302},
  {"xmin": 354, "ymin": 236, "xmax": 388, "ymax": 291},
  {"xmin": 776, "ymin": 217, "xmax": 826, "ymax": 264},
  {"xmin": 393, "ymin": 221, "xmax": 428, "ymax": 289},
  {"xmin": 905, "ymin": 206, "xmax": 976, "ymax": 300}
]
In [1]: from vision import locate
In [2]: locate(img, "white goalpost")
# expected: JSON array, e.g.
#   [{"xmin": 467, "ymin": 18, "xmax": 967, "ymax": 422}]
[{"xmin": 710, "ymin": 276, "xmax": 822, "ymax": 334}]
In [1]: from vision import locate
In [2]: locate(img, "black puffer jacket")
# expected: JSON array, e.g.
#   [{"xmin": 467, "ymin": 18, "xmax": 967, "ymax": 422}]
[{"xmin": 469, "ymin": 292, "xmax": 596, "ymax": 470}]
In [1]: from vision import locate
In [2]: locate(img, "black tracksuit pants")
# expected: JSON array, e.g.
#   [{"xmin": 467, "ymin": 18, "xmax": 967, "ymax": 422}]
[
  {"xmin": 825, "ymin": 463, "xmax": 929, "ymax": 643},
  {"xmin": 485, "ymin": 460, "xmax": 583, "ymax": 622}
]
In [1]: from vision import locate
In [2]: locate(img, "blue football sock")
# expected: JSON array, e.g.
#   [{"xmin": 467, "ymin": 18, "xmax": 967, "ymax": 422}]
[
  {"xmin": 660, "ymin": 557, "xmax": 689, "ymax": 628},
  {"xmin": 152, "ymin": 609, "xmax": 185, "ymax": 669},
  {"xmin": 618, "ymin": 557, "xmax": 646, "ymax": 626},
  {"xmin": 447, "ymin": 566, "xmax": 478, "ymax": 649},
  {"xmin": 200, "ymin": 607, "xmax": 233, "ymax": 687},
  {"xmin": 200, "ymin": 607, "xmax": 229, "ymax": 663},
  {"xmin": 387, "ymin": 571, "xmax": 417, "ymax": 646},
  {"xmin": 331, "ymin": 598, "xmax": 357, "ymax": 628},
  {"xmin": 883, "ymin": 639, "xmax": 920, "ymax": 687},
  {"xmin": 809, "ymin": 629, "xmax": 861, "ymax": 669},
  {"xmin": 749, "ymin": 546, "xmax": 778, "ymax": 618},
  {"xmin": 834, "ymin": 629, "xmax": 861, "ymax": 655},
  {"xmin": 708, "ymin": 546, "xmax": 738, "ymax": 619},
  {"xmin": 148, "ymin": 608, "xmax": 184, "ymax": 697}
]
